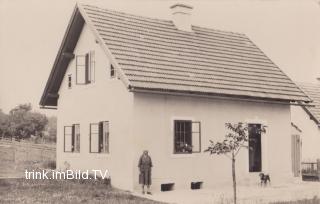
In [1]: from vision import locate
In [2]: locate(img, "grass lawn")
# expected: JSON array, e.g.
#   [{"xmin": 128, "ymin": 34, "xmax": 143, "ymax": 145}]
[
  {"xmin": 0, "ymin": 178, "xmax": 165, "ymax": 204},
  {"xmin": 270, "ymin": 197, "xmax": 320, "ymax": 204}
]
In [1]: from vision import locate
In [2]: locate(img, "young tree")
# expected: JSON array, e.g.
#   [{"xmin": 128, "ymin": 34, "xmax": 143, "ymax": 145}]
[{"xmin": 204, "ymin": 122, "xmax": 266, "ymax": 204}]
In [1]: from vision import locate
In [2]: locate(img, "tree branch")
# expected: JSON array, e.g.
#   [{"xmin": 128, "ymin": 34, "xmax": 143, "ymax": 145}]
[{"xmin": 224, "ymin": 153, "xmax": 232, "ymax": 160}]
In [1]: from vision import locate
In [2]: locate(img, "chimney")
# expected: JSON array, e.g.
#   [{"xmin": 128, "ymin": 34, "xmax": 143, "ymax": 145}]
[{"xmin": 170, "ymin": 3, "xmax": 193, "ymax": 32}]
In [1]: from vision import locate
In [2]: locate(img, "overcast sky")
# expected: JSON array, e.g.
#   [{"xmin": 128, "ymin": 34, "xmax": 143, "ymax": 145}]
[{"xmin": 0, "ymin": 0, "xmax": 320, "ymax": 115}]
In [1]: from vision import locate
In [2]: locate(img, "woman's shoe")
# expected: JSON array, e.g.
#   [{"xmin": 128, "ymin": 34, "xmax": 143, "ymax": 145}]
[{"xmin": 147, "ymin": 192, "xmax": 152, "ymax": 195}]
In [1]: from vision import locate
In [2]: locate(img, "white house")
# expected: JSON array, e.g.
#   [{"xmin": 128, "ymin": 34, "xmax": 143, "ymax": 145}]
[
  {"xmin": 40, "ymin": 3, "xmax": 311, "ymax": 191},
  {"xmin": 291, "ymin": 81, "xmax": 320, "ymax": 166}
]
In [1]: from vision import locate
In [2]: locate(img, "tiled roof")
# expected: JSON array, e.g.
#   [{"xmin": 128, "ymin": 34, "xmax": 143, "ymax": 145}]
[
  {"xmin": 40, "ymin": 4, "xmax": 311, "ymax": 106},
  {"xmin": 297, "ymin": 82, "xmax": 320, "ymax": 125},
  {"xmin": 81, "ymin": 4, "xmax": 309, "ymax": 102}
]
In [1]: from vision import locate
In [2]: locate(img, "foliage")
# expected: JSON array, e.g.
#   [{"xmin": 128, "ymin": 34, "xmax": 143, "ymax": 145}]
[
  {"xmin": 175, "ymin": 141, "xmax": 193, "ymax": 153},
  {"xmin": 205, "ymin": 122, "xmax": 266, "ymax": 204},
  {"xmin": 205, "ymin": 123, "xmax": 266, "ymax": 157},
  {"xmin": 0, "ymin": 109, "xmax": 9, "ymax": 137},
  {"xmin": 0, "ymin": 103, "xmax": 48, "ymax": 140},
  {"xmin": 46, "ymin": 116, "xmax": 57, "ymax": 142}
]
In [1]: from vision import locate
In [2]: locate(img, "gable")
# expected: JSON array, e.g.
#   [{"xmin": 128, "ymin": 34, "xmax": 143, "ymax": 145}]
[
  {"xmin": 40, "ymin": 4, "xmax": 311, "ymax": 107},
  {"xmin": 59, "ymin": 23, "xmax": 110, "ymax": 97},
  {"xmin": 40, "ymin": 7, "xmax": 84, "ymax": 107}
]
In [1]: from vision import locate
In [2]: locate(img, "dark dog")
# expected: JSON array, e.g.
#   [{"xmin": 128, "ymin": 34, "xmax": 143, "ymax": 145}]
[{"xmin": 259, "ymin": 173, "xmax": 271, "ymax": 186}]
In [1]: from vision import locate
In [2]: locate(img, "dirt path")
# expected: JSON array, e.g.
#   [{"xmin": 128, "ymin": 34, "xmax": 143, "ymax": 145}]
[{"xmin": 133, "ymin": 181, "xmax": 320, "ymax": 204}]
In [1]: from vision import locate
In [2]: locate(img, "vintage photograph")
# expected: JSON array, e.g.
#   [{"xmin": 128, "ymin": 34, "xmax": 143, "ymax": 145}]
[{"xmin": 0, "ymin": 0, "xmax": 320, "ymax": 203}]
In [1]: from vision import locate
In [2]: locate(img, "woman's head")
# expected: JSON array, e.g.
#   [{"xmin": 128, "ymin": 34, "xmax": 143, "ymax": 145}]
[{"xmin": 143, "ymin": 150, "xmax": 148, "ymax": 155}]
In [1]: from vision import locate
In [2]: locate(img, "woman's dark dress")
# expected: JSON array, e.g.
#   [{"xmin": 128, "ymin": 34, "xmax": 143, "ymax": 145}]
[{"xmin": 138, "ymin": 155, "xmax": 153, "ymax": 185}]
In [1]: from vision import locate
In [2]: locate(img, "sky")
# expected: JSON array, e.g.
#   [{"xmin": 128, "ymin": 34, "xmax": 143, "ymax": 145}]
[{"xmin": 0, "ymin": 0, "xmax": 320, "ymax": 115}]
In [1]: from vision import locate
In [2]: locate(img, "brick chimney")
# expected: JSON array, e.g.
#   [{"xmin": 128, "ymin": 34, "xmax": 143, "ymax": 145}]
[{"xmin": 170, "ymin": 3, "xmax": 193, "ymax": 32}]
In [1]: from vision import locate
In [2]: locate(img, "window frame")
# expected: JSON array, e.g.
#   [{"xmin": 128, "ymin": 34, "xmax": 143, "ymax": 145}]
[
  {"xmin": 64, "ymin": 124, "xmax": 80, "ymax": 153},
  {"xmin": 67, "ymin": 74, "xmax": 72, "ymax": 89},
  {"xmin": 75, "ymin": 51, "xmax": 95, "ymax": 85},
  {"xmin": 89, "ymin": 121, "xmax": 109, "ymax": 154},
  {"xmin": 75, "ymin": 55, "xmax": 86, "ymax": 85},
  {"xmin": 110, "ymin": 64, "xmax": 115, "ymax": 78},
  {"xmin": 173, "ymin": 120, "xmax": 201, "ymax": 154}
]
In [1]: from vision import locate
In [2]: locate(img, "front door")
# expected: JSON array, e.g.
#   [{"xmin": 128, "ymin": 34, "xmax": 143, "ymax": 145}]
[{"xmin": 291, "ymin": 134, "xmax": 301, "ymax": 177}]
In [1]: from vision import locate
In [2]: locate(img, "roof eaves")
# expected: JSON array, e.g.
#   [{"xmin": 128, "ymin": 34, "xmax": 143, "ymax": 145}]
[
  {"xmin": 129, "ymin": 86, "xmax": 306, "ymax": 106},
  {"xmin": 77, "ymin": 3, "xmax": 132, "ymax": 89},
  {"xmin": 40, "ymin": 5, "xmax": 81, "ymax": 107}
]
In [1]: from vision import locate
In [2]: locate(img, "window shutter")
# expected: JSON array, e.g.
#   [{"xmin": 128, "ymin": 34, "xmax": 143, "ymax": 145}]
[
  {"xmin": 74, "ymin": 124, "xmax": 80, "ymax": 152},
  {"xmin": 192, "ymin": 121, "xmax": 201, "ymax": 153},
  {"xmin": 98, "ymin": 122, "xmax": 103, "ymax": 153},
  {"xmin": 71, "ymin": 125, "xmax": 75, "ymax": 152},
  {"xmin": 85, "ymin": 53, "xmax": 90, "ymax": 84}
]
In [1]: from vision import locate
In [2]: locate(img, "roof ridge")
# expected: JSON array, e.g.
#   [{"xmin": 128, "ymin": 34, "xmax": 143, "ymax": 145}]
[
  {"xmin": 192, "ymin": 25, "xmax": 246, "ymax": 38},
  {"xmin": 81, "ymin": 4, "xmax": 172, "ymax": 24},
  {"xmin": 82, "ymin": 3, "xmax": 247, "ymax": 38}
]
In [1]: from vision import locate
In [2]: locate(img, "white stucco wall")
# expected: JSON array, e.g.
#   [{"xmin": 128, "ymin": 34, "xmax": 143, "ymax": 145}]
[
  {"xmin": 291, "ymin": 106, "xmax": 320, "ymax": 162},
  {"xmin": 57, "ymin": 23, "xmax": 134, "ymax": 190},
  {"xmin": 132, "ymin": 93, "xmax": 293, "ymax": 190},
  {"xmin": 55, "ymin": 22, "xmax": 298, "ymax": 192}
]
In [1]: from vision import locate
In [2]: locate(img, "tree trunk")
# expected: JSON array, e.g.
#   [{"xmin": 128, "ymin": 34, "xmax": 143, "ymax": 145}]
[{"xmin": 232, "ymin": 152, "xmax": 237, "ymax": 204}]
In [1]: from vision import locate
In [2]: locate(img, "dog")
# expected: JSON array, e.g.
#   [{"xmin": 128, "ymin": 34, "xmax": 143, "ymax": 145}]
[{"xmin": 259, "ymin": 173, "xmax": 271, "ymax": 186}]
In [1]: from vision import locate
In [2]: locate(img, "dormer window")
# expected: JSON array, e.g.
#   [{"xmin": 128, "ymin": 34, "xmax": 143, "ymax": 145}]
[
  {"xmin": 110, "ymin": 64, "xmax": 115, "ymax": 78},
  {"xmin": 76, "ymin": 51, "xmax": 95, "ymax": 84}
]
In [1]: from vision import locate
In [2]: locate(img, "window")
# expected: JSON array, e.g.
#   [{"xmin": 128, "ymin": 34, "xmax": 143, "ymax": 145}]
[
  {"xmin": 68, "ymin": 74, "xmax": 72, "ymax": 89},
  {"xmin": 110, "ymin": 64, "xmax": 115, "ymax": 78},
  {"xmin": 76, "ymin": 51, "xmax": 95, "ymax": 84},
  {"xmin": 90, "ymin": 121, "xmax": 109, "ymax": 153},
  {"xmin": 248, "ymin": 124, "xmax": 262, "ymax": 172},
  {"xmin": 64, "ymin": 124, "xmax": 80, "ymax": 153},
  {"xmin": 174, "ymin": 120, "xmax": 201, "ymax": 154}
]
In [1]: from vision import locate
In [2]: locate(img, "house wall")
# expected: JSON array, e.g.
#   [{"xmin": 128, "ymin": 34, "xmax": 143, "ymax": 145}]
[
  {"xmin": 132, "ymin": 93, "xmax": 293, "ymax": 190},
  {"xmin": 291, "ymin": 106, "xmax": 320, "ymax": 162},
  {"xmin": 57, "ymin": 23, "xmax": 134, "ymax": 191}
]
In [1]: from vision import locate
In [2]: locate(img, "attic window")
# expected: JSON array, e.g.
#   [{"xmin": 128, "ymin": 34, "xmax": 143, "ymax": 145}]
[
  {"xmin": 110, "ymin": 64, "xmax": 115, "ymax": 78},
  {"xmin": 68, "ymin": 74, "xmax": 72, "ymax": 89},
  {"xmin": 76, "ymin": 51, "xmax": 95, "ymax": 84}
]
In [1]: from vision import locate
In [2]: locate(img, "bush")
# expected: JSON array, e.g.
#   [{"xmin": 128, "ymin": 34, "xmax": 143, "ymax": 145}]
[{"xmin": 42, "ymin": 160, "xmax": 56, "ymax": 169}]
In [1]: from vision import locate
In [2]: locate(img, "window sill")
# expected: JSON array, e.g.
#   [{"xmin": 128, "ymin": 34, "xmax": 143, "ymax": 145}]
[
  {"xmin": 90, "ymin": 153, "xmax": 111, "ymax": 158},
  {"xmin": 170, "ymin": 153, "xmax": 195, "ymax": 158},
  {"xmin": 64, "ymin": 152, "xmax": 81, "ymax": 158}
]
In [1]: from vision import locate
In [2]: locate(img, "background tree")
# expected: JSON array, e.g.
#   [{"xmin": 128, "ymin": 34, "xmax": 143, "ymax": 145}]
[
  {"xmin": 7, "ymin": 103, "xmax": 48, "ymax": 140},
  {"xmin": 0, "ymin": 109, "xmax": 9, "ymax": 138},
  {"xmin": 46, "ymin": 116, "xmax": 57, "ymax": 143},
  {"xmin": 204, "ymin": 122, "xmax": 266, "ymax": 204}
]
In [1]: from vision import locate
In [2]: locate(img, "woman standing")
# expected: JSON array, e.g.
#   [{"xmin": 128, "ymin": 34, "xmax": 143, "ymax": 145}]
[{"xmin": 138, "ymin": 150, "xmax": 153, "ymax": 194}]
